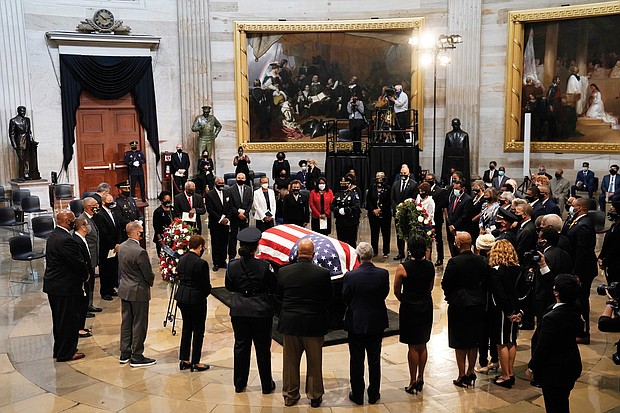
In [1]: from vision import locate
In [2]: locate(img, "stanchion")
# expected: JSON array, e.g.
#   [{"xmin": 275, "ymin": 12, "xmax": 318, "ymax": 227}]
[{"xmin": 163, "ymin": 280, "xmax": 179, "ymax": 336}]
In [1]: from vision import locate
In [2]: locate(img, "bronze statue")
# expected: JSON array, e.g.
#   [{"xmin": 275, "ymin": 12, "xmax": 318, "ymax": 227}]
[
  {"xmin": 441, "ymin": 118, "xmax": 470, "ymax": 186},
  {"xmin": 191, "ymin": 105, "xmax": 222, "ymax": 165},
  {"xmin": 9, "ymin": 106, "xmax": 40, "ymax": 180}
]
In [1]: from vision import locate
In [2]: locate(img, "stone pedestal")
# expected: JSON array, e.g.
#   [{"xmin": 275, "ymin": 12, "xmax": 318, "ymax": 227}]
[{"xmin": 9, "ymin": 179, "xmax": 52, "ymax": 211}]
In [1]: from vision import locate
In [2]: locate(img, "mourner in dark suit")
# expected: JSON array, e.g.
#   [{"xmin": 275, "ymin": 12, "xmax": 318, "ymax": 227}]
[
  {"xmin": 598, "ymin": 201, "xmax": 620, "ymax": 285},
  {"xmin": 228, "ymin": 173, "xmax": 253, "ymax": 260},
  {"xmin": 79, "ymin": 197, "xmax": 101, "ymax": 313},
  {"xmin": 527, "ymin": 274, "xmax": 582, "ymax": 413},
  {"xmin": 562, "ymin": 197, "xmax": 598, "ymax": 343},
  {"xmin": 43, "ymin": 211, "xmax": 89, "ymax": 361},
  {"xmin": 391, "ymin": 164, "xmax": 419, "ymax": 260},
  {"xmin": 599, "ymin": 165, "xmax": 620, "ymax": 212},
  {"xmin": 92, "ymin": 193, "xmax": 121, "ymax": 301},
  {"xmin": 539, "ymin": 185, "xmax": 561, "ymax": 216},
  {"xmin": 152, "ymin": 191, "xmax": 175, "ymax": 256},
  {"xmin": 276, "ymin": 239, "xmax": 333, "ymax": 408},
  {"xmin": 426, "ymin": 173, "xmax": 449, "ymax": 266},
  {"xmin": 331, "ymin": 174, "xmax": 362, "ymax": 247},
  {"xmin": 171, "ymin": 144, "xmax": 191, "ymax": 191},
  {"xmin": 446, "ymin": 180, "xmax": 473, "ymax": 257},
  {"xmin": 525, "ymin": 186, "xmax": 545, "ymax": 220},
  {"xmin": 366, "ymin": 172, "xmax": 392, "ymax": 258},
  {"xmin": 73, "ymin": 218, "xmax": 96, "ymax": 337},
  {"xmin": 515, "ymin": 203, "xmax": 537, "ymax": 264},
  {"xmin": 205, "ymin": 177, "xmax": 232, "ymax": 271},
  {"xmin": 174, "ymin": 181, "xmax": 206, "ymax": 233},
  {"xmin": 482, "ymin": 161, "xmax": 497, "ymax": 188},
  {"xmin": 282, "ymin": 179, "xmax": 309, "ymax": 226},
  {"xmin": 115, "ymin": 180, "xmax": 142, "ymax": 242},
  {"xmin": 175, "ymin": 235, "xmax": 211, "ymax": 372},
  {"xmin": 124, "ymin": 140, "xmax": 146, "ymax": 201},
  {"xmin": 117, "ymin": 221, "xmax": 156, "ymax": 367},
  {"xmin": 342, "ymin": 243, "xmax": 389, "ymax": 405},
  {"xmin": 570, "ymin": 161, "xmax": 596, "ymax": 198},
  {"xmin": 92, "ymin": 182, "xmax": 111, "ymax": 207},
  {"xmin": 226, "ymin": 228, "xmax": 278, "ymax": 394}
]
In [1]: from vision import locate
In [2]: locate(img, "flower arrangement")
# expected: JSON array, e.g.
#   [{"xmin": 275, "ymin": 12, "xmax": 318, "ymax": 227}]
[
  {"xmin": 159, "ymin": 218, "xmax": 196, "ymax": 283},
  {"xmin": 395, "ymin": 198, "xmax": 434, "ymax": 248}
]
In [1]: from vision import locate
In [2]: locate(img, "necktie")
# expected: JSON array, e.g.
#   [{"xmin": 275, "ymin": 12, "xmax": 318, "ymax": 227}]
[
  {"xmin": 610, "ymin": 176, "xmax": 616, "ymax": 192},
  {"xmin": 188, "ymin": 196, "xmax": 192, "ymax": 209},
  {"xmin": 452, "ymin": 197, "xmax": 459, "ymax": 212},
  {"xmin": 401, "ymin": 180, "xmax": 405, "ymax": 193}
]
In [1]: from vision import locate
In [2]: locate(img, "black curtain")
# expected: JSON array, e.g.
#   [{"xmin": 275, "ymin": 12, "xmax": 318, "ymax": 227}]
[
  {"xmin": 369, "ymin": 144, "xmax": 419, "ymax": 185},
  {"xmin": 325, "ymin": 155, "xmax": 370, "ymax": 203},
  {"xmin": 60, "ymin": 54, "xmax": 160, "ymax": 170}
]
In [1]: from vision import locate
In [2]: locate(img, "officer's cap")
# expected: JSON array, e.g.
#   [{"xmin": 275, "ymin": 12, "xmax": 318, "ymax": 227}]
[
  {"xmin": 129, "ymin": 140, "xmax": 138, "ymax": 146},
  {"xmin": 375, "ymin": 172, "xmax": 385, "ymax": 180},
  {"xmin": 237, "ymin": 227, "xmax": 262, "ymax": 243},
  {"xmin": 115, "ymin": 180, "xmax": 131, "ymax": 189},
  {"xmin": 202, "ymin": 105, "xmax": 211, "ymax": 110},
  {"xmin": 496, "ymin": 208, "xmax": 519, "ymax": 223}
]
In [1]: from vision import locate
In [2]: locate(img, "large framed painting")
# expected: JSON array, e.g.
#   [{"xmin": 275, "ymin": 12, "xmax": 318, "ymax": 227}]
[
  {"xmin": 234, "ymin": 18, "xmax": 425, "ymax": 152},
  {"xmin": 504, "ymin": 1, "xmax": 620, "ymax": 153}
]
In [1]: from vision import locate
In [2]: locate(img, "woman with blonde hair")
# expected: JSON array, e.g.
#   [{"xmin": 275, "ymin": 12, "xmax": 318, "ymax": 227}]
[{"xmin": 488, "ymin": 240, "xmax": 522, "ymax": 388}]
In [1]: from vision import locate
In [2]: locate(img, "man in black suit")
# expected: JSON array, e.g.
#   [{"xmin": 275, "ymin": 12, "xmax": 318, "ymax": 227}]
[
  {"xmin": 482, "ymin": 161, "xmax": 497, "ymax": 188},
  {"xmin": 73, "ymin": 217, "xmax": 96, "ymax": 337},
  {"xmin": 282, "ymin": 179, "xmax": 309, "ymax": 226},
  {"xmin": 276, "ymin": 239, "xmax": 333, "ymax": 408},
  {"xmin": 491, "ymin": 166, "xmax": 509, "ymax": 191},
  {"xmin": 598, "ymin": 201, "xmax": 620, "ymax": 285},
  {"xmin": 115, "ymin": 180, "xmax": 142, "ymax": 242},
  {"xmin": 92, "ymin": 182, "xmax": 111, "ymax": 207},
  {"xmin": 515, "ymin": 203, "xmax": 537, "ymax": 264},
  {"xmin": 79, "ymin": 197, "xmax": 101, "ymax": 314},
  {"xmin": 366, "ymin": 172, "xmax": 392, "ymax": 259},
  {"xmin": 539, "ymin": 185, "xmax": 560, "ymax": 216},
  {"xmin": 446, "ymin": 180, "xmax": 472, "ymax": 257},
  {"xmin": 562, "ymin": 197, "xmax": 598, "ymax": 344},
  {"xmin": 342, "ymin": 242, "xmax": 389, "ymax": 405},
  {"xmin": 205, "ymin": 177, "xmax": 231, "ymax": 271},
  {"xmin": 174, "ymin": 181, "xmax": 206, "ymax": 233},
  {"xmin": 170, "ymin": 143, "xmax": 191, "ymax": 191},
  {"xmin": 426, "ymin": 173, "xmax": 448, "ymax": 266},
  {"xmin": 391, "ymin": 164, "xmax": 418, "ymax": 260},
  {"xmin": 228, "ymin": 172, "xmax": 253, "ymax": 260},
  {"xmin": 527, "ymin": 274, "xmax": 582, "ymax": 413},
  {"xmin": 43, "ymin": 210, "xmax": 89, "ymax": 362},
  {"xmin": 525, "ymin": 186, "xmax": 545, "ymax": 220},
  {"xmin": 92, "ymin": 193, "xmax": 121, "ymax": 301},
  {"xmin": 540, "ymin": 213, "xmax": 571, "ymax": 256}
]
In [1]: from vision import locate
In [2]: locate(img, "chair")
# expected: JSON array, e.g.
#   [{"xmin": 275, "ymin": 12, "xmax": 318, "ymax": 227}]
[
  {"xmin": 54, "ymin": 184, "xmax": 74, "ymax": 210},
  {"xmin": 8, "ymin": 235, "xmax": 45, "ymax": 284},
  {"xmin": 0, "ymin": 207, "xmax": 27, "ymax": 236},
  {"xmin": 223, "ymin": 173, "xmax": 236, "ymax": 182},
  {"xmin": 31, "ymin": 216, "xmax": 54, "ymax": 240},
  {"xmin": 69, "ymin": 199, "xmax": 84, "ymax": 216},
  {"xmin": 21, "ymin": 196, "xmax": 48, "ymax": 230},
  {"xmin": 0, "ymin": 186, "xmax": 5, "ymax": 206},
  {"xmin": 82, "ymin": 191, "xmax": 97, "ymax": 200},
  {"xmin": 11, "ymin": 189, "xmax": 30, "ymax": 208},
  {"xmin": 253, "ymin": 177, "xmax": 262, "ymax": 188},
  {"xmin": 226, "ymin": 178, "xmax": 237, "ymax": 187},
  {"xmin": 300, "ymin": 189, "xmax": 311, "ymax": 198},
  {"xmin": 254, "ymin": 172, "xmax": 267, "ymax": 179}
]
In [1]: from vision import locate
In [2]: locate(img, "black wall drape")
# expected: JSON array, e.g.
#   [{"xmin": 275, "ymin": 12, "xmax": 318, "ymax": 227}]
[
  {"xmin": 60, "ymin": 54, "xmax": 160, "ymax": 170},
  {"xmin": 369, "ymin": 144, "xmax": 419, "ymax": 184}
]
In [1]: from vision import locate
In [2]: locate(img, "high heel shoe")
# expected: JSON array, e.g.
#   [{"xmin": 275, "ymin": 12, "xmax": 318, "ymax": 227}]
[
  {"xmin": 464, "ymin": 373, "xmax": 477, "ymax": 388},
  {"xmin": 492, "ymin": 376, "xmax": 513, "ymax": 388},
  {"xmin": 405, "ymin": 384, "xmax": 417, "ymax": 394},
  {"xmin": 190, "ymin": 363, "xmax": 210, "ymax": 372},
  {"xmin": 415, "ymin": 379, "xmax": 424, "ymax": 393},
  {"xmin": 179, "ymin": 361, "xmax": 190, "ymax": 371},
  {"xmin": 453, "ymin": 376, "xmax": 469, "ymax": 388}
]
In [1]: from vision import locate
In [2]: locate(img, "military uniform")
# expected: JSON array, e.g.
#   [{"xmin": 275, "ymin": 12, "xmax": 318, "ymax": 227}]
[
  {"xmin": 331, "ymin": 186, "xmax": 361, "ymax": 247},
  {"xmin": 115, "ymin": 184, "xmax": 142, "ymax": 242},
  {"xmin": 124, "ymin": 145, "xmax": 146, "ymax": 200}
]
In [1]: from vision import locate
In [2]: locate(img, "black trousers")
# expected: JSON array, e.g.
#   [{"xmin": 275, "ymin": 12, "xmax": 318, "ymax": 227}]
[
  {"xmin": 130, "ymin": 173, "xmax": 146, "ymax": 200},
  {"xmin": 395, "ymin": 111, "xmax": 409, "ymax": 142},
  {"xmin": 231, "ymin": 316, "xmax": 274, "ymax": 391},
  {"xmin": 446, "ymin": 226, "xmax": 458, "ymax": 257},
  {"xmin": 599, "ymin": 192, "xmax": 610, "ymax": 212},
  {"xmin": 86, "ymin": 267, "xmax": 95, "ymax": 307},
  {"xmin": 173, "ymin": 175, "xmax": 187, "ymax": 193},
  {"xmin": 178, "ymin": 302, "xmax": 207, "ymax": 364},
  {"xmin": 577, "ymin": 273, "xmax": 595, "ymax": 335},
  {"xmin": 78, "ymin": 286, "xmax": 88, "ymax": 329},
  {"xmin": 210, "ymin": 224, "xmax": 229, "ymax": 266},
  {"xmin": 394, "ymin": 218, "xmax": 406, "ymax": 256},
  {"xmin": 98, "ymin": 256, "xmax": 118, "ymax": 296},
  {"xmin": 48, "ymin": 294, "xmax": 81, "ymax": 361},
  {"xmin": 229, "ymin": 220, "xmax": 249, "ymax": 260},
  {"xmin": 349, "ymin": 118, "xmax": 365, "ymax": 152},
  {"xmin": 336, "ymin": 224, "xmax": 358, "ymax": 248},
  {"xmin": 542, "ymin": 385, "xmax": 573, "ymax": 413},
  {"xmin": 369, "ymin": 215, "xmax": 391, "ymax": 255},
  {"xmin": 570, "ymin": 184, "xmax": 593, "ymax": 199},
  {"xmin": 434, "ymin": 220, "xmax": 445, "ymax": 261},
  {"xmin": 348, "ymin": 332, "xmax": 383, "ymax": 400},
  {"xmin": 256, "ymin": 219, "xmax": 275, "ymax": 232},
  {"xmin": 478, "ymin": 305, "xmax": 499, "ymax": 365}
]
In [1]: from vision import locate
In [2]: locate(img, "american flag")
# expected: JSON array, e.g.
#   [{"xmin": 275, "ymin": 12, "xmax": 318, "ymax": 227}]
[{"xmin": 257, "ymin": 224, "xmax": 359, "ymax": 280}]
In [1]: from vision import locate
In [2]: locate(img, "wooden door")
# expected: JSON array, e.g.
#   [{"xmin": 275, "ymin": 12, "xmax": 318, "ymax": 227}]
[{"xmin": 76, "ymin": 93, "xmax": 145, "ymax": 195}]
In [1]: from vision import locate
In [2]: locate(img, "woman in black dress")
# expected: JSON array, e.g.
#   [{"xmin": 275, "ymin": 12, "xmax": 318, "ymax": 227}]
[
  {"xmin": 152, "ymin": 190, "xmax": 175, "ymax": 256},
  {"xmin": 233, "ymin": 146, "xmax": 251, "ymax": 177},
  {"xmin": 488, "ymin": 239, "xmax": 522, "ymax": 388},
  {"xmin": 394, "ymin": 235, "xmax": 435, "ymax": 394},
  {"xmin": 197, "ymin": 150, "xmax": 215, "ymax": 193},
  {"xmin": 271, "ymin": 151, "xmax": 290, "ymax": 180}
]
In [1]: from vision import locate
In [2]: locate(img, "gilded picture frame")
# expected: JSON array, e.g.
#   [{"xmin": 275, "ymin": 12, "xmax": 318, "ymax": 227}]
[
  {"xmin": 504, "ymin": 1, "xmax": 620, "ymax": 153},
  {"xmin": 234, "ymin": 18, "xmax": 425, "ymax": 152}
]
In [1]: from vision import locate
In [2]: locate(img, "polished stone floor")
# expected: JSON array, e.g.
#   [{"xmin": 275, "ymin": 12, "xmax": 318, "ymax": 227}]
[{"xmin": 0, "ymin": 210, "xmax": 619, "ymax": 412}]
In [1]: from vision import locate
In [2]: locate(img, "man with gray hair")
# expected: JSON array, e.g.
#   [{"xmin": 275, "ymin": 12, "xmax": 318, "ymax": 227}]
[
  {"xmin": 93, "ymin": 182, "xmax": 111, "ymax": 207},
  {"xmin": 389, "ymin": 85, "xmax": 409, "ymax": 142},
  {"xmin": 342, "ymin": 242, "xmax": 389, "ymax": 405},
  {"xmin": 540, "ymin": 213, "xmax": 571, "ymax": 255}
]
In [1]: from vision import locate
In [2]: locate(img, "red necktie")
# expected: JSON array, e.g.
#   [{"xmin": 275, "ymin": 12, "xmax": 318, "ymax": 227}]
[
  {"xmin": 188, "ymin": 196, "xmax": 192, "ymax": 209},
  {"xmin": 452, "ymin": 197, "xmax": 458, "ymax": 212}
]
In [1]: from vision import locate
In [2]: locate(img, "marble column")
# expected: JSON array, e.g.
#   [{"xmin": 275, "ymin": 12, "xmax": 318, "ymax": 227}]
[
  {"xmin": 177, "ymin": 0, "xmax": 213, "ymax": 160},
  {"xmin": 445, "ymin": 0, "xmax": 482, "ymax": 178},
  {"xmin": 0, "ymin": 0, "xmax": 32, "ymax": 184}
]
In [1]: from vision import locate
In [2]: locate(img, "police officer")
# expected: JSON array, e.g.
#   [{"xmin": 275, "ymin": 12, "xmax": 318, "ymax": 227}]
[
  {"xmin": 367, "ymin": 172, "xmax": 392, "ymax": 258},
  {"xmin": 225, "ymin": 228, "xmax": 277, "ymax": 394},
  {"xmin": 124, "ymin": 140, "xmax": 146, "ymax": 201},
  {"xmin": 331, "ymin": 173, "xmax": 361, "ymax": 247},
  {"xmin": 114, "ymin": 180, "xmax": 142, "ymax": 242}
]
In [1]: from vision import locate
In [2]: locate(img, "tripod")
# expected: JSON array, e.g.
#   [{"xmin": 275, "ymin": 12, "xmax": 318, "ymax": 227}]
[
  {"xmin": 373, "ymin": 100, "xmax": 397, "ymax": 143},
  {"xmin": 517, "ymin": 175, "xmax": 531, "ymax": 195}
]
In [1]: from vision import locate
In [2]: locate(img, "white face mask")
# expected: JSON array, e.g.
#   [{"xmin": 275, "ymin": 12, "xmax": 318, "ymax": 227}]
[
  {"xmin": 453, "ymin": 189, "xmax": 461, "ymax": 196},
  {"xmin": 318, "ymin": 184, "xmax": 326, "ymax": 190},
  {"xmin": 261, "ymin": 183, "xmax": 269, "ymax": 189},
  {"xmin": 301, "ymin": 166, "xmax": 307, "ymax": 172}
]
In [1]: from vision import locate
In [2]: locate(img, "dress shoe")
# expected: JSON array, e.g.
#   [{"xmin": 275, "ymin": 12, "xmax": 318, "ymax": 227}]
[
  {"xmin": 262, "ymin": 380, "xmax": 276, "ymax": 394},
  {"xmin": 284, "ymin": 398, "xmax": 299, "ymax": 407},
  {"xmin": 434, "ymin": 259, "xmax": 443, "ymax": 267},
  {"xmin": 85, "ymin": 312, "xmax": 95, "ymax": 318},
  {"xmin": 348, "ymin": 391, "xmax": 363, "ymax": 405},
  {"xmin": 190, "ymin": 363, "xmax": 210, "ymax": 372},
  {"xmin": 130, "ymin": 357, "xmax": 156, "ymax": 367},
  {"xmin": 382, "ymin": 254, "xmax": 389, "ymax": 259},
  {"xmin": 101, "ymin": 295, "xmax": 113, "ymax": 301},
  {"xmin": 88, "ymin": 306, "xmax": 102, "ymax": 312},
  {"xmin": 213, "ymin": 265, "xmax": 219, "ymax": 272},
  {"xmin": 59, "ymin": 352, "xmax": 85, "ymax": 362},
  {"xmin": 79, "ymin": 331, "xmax": 92, "ymax": 338},
  {"xmin": 179, "ymin": 361, "xmax": 190, "ymax": 371},
  {"xmin": 530, "ymin": 379, "xmax": 542, "ymax": 388},
  {"xmin": 368, "ymin": 393, "xmax": 380, "ymax": 404},
  {"xmin": 110, "ymin": 291, "xmax": 118, "ymax": 297},
  {"xmin": 393, "ymin": 254, "xmax": 404, "ymax": 261},
  {"xmin": 235, "ymin": 386, "xmax": 246, "ymax": 393},
  {"xmin": 576, "ymin": 335, "xmax": 590, "ymax": 345},
  {"xmin": 310, "ymin": 396, "xmax": 322, "ymax": 408}
]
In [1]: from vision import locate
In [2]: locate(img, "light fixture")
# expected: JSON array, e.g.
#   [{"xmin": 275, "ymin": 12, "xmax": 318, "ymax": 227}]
[
  {"xmin": 421, "ymin": 52, "xmax": 434, "ymax": 67},
  {"xmin": 438, "ymin": 52, "xmax": 451, "ymax": 66}
]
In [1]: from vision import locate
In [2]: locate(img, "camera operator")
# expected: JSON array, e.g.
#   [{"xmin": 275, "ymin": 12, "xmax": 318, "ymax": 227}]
[
  {"xmin": 347, "ymin": 96, "xmax": 365, "ymax": 153},
  {"xmin": 599, "ymin": 201, "xmax": 620, "ymax": 285},
  {"xmin": 597, "ymin": 285, "xmax": 620, "ymax": 364},
  {"xmin": 389, "ymin": 85, "xmax": 409, "ymax": 142}
]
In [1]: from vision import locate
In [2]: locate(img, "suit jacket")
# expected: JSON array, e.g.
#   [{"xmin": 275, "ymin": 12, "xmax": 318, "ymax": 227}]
[
  {"xmin": 342, "ymin": 262, "xmax": 389, "ymax": 334},
  {"xmin": 390, "ymin": 178, "xmax": 419, "ymax": 213},
  {"xmin": 530, "ymin": 200, "xmax": 545, "ymax": 220},
  {"xmin": 73, "ymin": 233, "xmax": 95, "ymax": 281},
  {"xmin": 79, "ymin": 211, "xmax": 99, "ymax": 267},
  {"xmin": 117, "ymin": 238, "xmax": 154, "ymax": 302},
  {"xmin": 535, "ymin": 246, "xmax": 573, "ymax": 316},
  {"xmin": 228, "ymin": 184, "xmax": 253, "ymax": 225},
  {"xmin": 550, "ymin": 176, "xmax": 570, "ymax": 201},
  {"xmin": 205, "ymin": 188, "xmax": 232, "ymax": 229},
  {"xmin": 306, "ymin": 166, "xmax": 321, "ymax": 191},
  {"xmin": 170, "ymin": 151, "xmax": 191, "ymax": 177},
  {"xmin": 252, "ymin": 188, "xmax": 277, "ymax": 221},
  {"xmin": 430, "ymin": 184, "xmax": 449, "ymax": 224},
  {"xmin": 282, "ymin": 192, "xmax": 309, "ymax": 224},
  {"xmin": 564, "ymin": 214, "xmax": 598, "ymax": 278},
  {"xmin": 43, "ymin": 227, "xmax": 88, "ymax": 296},
  {"xmin": 366, "ymin": 184, "xmax": 392, "ymax": 218},
  {"xmin": 516, "ymin": 219, "xmax": 537, "ymax": 263},
  {"xmin": 447, "ymin": 192, "xmax": 473, "ymax": 231},
  {"xmin": 599, "ymin": 222, "xmax": 620, "ymax": 275},
  {"xmin": 483, "ymin": 169, "xmax": 496, "ymax": 186},
  {"xmin": 575, "ymin": 170, "xmax": 595, "ymax": 190},
  {"xmin": 489, "ymin": 265, "xmax": 521, "ymax": 316},
  {"xmin": 276, "ymin": 258, "xmax": 333, "ymax": 337},
  {"xmin": 541, "ymin": 198, "xmax": 561, "ymax": 216},
  {"xmin": 175, "ymin": 251, "xmax": 211, "ymax": 304},
  {"xmin": 528, "ymin": 303, "xmax": 582, "ymax": 388},
  {"xmin": 601, "ymin": 173, "xmax": 620, "ymax": 194},
  {"xmin": 491, "ymin": 174, "xmax": 510, "ymax": 190},
  {"xmin": 174, "ymin": 192, "xmax": 207, "ymax": 232},
  {"xmin": 441, "ymin": 251, "xmax": 488, "ymax": 307},
  {"xmin": 92, "ymin": 208, "xmax": 121, "ymax": 259}
]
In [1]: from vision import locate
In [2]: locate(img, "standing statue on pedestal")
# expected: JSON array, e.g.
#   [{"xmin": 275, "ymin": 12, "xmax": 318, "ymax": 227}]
[
  {"xmin": 441, "ymin": 118, "xmax": 470, "ymax": 187},
  {"xmin": 9, "ymin": 106, "xmax": 40, "ymax": 181},
  {"xmin": 192, "ymin": 105, "xmax": 222, "ymax": 168}
]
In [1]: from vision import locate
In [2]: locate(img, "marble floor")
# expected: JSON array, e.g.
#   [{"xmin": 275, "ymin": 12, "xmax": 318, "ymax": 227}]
[{"xmin": 0, "ymin": 210, "xmax": 619, "ymax": 413}]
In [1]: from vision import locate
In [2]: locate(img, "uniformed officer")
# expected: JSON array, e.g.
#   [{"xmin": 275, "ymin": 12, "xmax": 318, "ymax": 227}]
[
  {"xmin": 331, "ymin": 173, "xmax": 362, "ymax": 247},
  {"xmin": 114, "ymin": 180, "xmax": 143, "ymax": 242},
  {"xmin": 367, "ymin": 171, "xmax": 392, "ymax": 258},
  {"xmin": 124, "ymin": 140, "xmax": 146, "ymax": 201},
  {"xmin": 225, "ymin": 228, "xmax": 277, "ymax": 394}
]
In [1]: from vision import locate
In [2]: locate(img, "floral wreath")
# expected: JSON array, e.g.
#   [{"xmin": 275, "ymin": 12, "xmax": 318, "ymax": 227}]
[
  {"xmin": 159, "ymin": 218, "xmax": 197, "ymax": 283},
  {"xmin": 395, "ymin": 198, "xmax": 435, "ymax": 248}
]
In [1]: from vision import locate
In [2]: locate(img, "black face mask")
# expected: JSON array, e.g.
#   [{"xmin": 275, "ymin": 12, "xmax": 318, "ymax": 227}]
[
  {"xmin": 525, "ymin": 196, "xmax": 536, "ymax": 203},
  {"xmin": 279, "ymin": 174, "xmax": 286, "ymax": 179},
  {"xmin": 489, "ymin": 165, "xmax": 495, "ymax": 170},
  {"xmin": 137, "ymin": 231, "xmax": 144, "ymax": 239},
  {"xmin": 237, "ymin": 180, "xmax": 245, "ymax": 186},
  {"xmin": 483, "ymin": 197, "xmax": 491, "ymax": 202},
  {"xmin": 554, "ymin": 173, "xmax": 562, "ymax": 180},
  {"xmin": 131, "ymin": 146, "xmax": 137, "ymax": 150},
  {"xmin": 608, "ymin": 212, "xmax": 619, "ymax": 222},
  {"xmin": 216, "ymin": 185, "xmax": 224, "ymax": 191},
  {"xmin": 536, "ymin": 240, "xmax": 547, "ymax": 250},
  {"xmin": 186, "ymin": 190, "xmax": 195, "ymax": 196},
  {"xmin": 198, "ymin": 247, "xmax": 205, "ymax": 257},
  {"xmin": 68, "ymin": 220, "xmax": 75, "ymax": 230},
  {"xmin": 292, "ymin": 189, "xmax": 300, "ymax": 194},
  {"xmin": 177, "ymin": 149, "xmax": 183, "ymax": 154},
  {"xmin": 163, "ymin": 201, "xmax": 172, "ymax": 207},
  {"xmin": 341, "ymin": 181, "xmax": 350, "ymax": 188},
  {"xmin": 92, "ymin": 206, "xmax": 100, "ymax": 214},
  {"xmin": 400, "ymin": 175, "xmax": 408, "ymax": 180},
  {"xmin": 610, "ymin": 169, "xmax": 618, "ymax": 175},
  {"xmin": 105, "ymin": 202, "xmax": 116, "ymax": 209},
  {"xmin": 203, "ymin": 155, "xmax": 209, "ymax": 159},
  {"xmin": 121, "ymin": 190, "xmax": 130, "ymax": 197},
  {"xmin": 419, "ymin": 192, "xmax": 427, "ymax": 198}
]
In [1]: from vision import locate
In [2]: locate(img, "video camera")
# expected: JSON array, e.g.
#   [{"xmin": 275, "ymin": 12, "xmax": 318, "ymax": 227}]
[
  {"xmin": 523, "ymin": 250, "xmax": 541, "ymax": 263},
  {"xmin": 597, "ymin": 282, "xmax": 620, "ymax": 310},
  {"xmin": 384, "ymin": 86, "xmax": 396, "ymax": 97}
]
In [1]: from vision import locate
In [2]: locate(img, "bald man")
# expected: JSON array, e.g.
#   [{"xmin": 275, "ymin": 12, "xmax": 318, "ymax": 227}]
[
  {"xmin": 43, "ymin": 210, "xmax": 89, "ymax": 362},
  {"xmin": 276, "ymin": 239, "xmax": 333, "ymax": 408}
]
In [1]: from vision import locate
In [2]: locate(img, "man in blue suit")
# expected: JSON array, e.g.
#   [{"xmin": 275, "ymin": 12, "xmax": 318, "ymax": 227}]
[
  {"xmin": 342, "ymin": 242, "xmax": 389, "ymax": 405},
  {"xmin": 570, "ymin": 161, "xmax": 596, "ymax": 199},
  {"xmin": 599, "ymin": 164, "xmax": 619, "ymax": 212}
]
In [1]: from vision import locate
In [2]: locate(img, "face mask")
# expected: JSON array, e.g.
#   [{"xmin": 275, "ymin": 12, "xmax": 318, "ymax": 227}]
[
  {"xmin": 583, "ymin": 167, "xmax": 588, "ymax": 172},
  {"xmin": 376, "ymin": 181, "xmax": 383, "ymax": 187},
  {"xmin": 177, "ymin": 149, "xmax": 183, "ymax": 153},
  {"xmin": 489, "ymin": 165, "xmax": 495, "ymax": 170},
  {"xmin": 610, "ymin": 169, "xmax": 618, "ymax": 175},
  {"xmin": 536, "ymin": 240, "xmax": 547, "ymax": 250},
  {"xmin": 425, "ymin": 180, "xmax": 434, "ymax": 185},
  {"xmin": 261, "ymin": 183, "xmax": 269, "ymax": 189},
  {"xmin": 121, "ymin": 190, "xmax": 130, "ymax": 197},
  {"xmin": 419, "ymin": 192, "xmax": 427, "ymax": 198},
  {"xmin": 216, "ymin": 185, "xmax": 224, "ymax": 191},
  {"xmin": 186, "ymin": 189, "xmax": 195, "ymax": 196},
  {"xmin": 280, "ymin": 173, "xmax": 286, "ymax": 178},
  {"xmin": 401, "ymin": 174, "xmax": 408, "ymax": 180},
  {"xmin": 68, "ymin": 220, "xmax": 75, "ymax": 230},
  {"xmin": 292, "ymin": 189, "xmax": 300, "ymax": 194},
  {"xmin": 341, "ymin": 181, "xmax": 350, "ymax": 188},
  {"xmin": 238, "ymin": 151, "xmax": 243, "ymax": 156},
  {"xmin": 277, "ymin": 156, "xmax": 284, "ymax": 161},
  {"xmin": 301, "ymin": 166, "xmax": 307, "ymax": 172},
  {"xmin": 137, "ymin": 231, "xmax": 144, "ymax": 239},
  {"xmin": 453, "ymin": 189, "xmax": 461, "ymax": 196},
  {"xmin": 131, "ymin": 146, "xmax": 137, "ymax": 150},
  {"xmin": 163, "ymin": 201, "xmax": 172, "ymax": 207},
  {"xmin": 237, "ymin": 180, "xmax": 245, "ymax": 186},
  {"xmin": 498, "ymin": 171, "xmax": 505, "ymax": 176},
  {"xmin": 525, "ymin": 195, "xmax": 536, "ymax": 203},
  {"xmin": 318, "ymin": 184, "xmax": 326, "ymax": 190},
  {"xmin": 538, "ymin": 171, "xmax": 545, "ymax": 175},
  {"xmin": 568, "ymin": 206, "xmax": 575, "ymax": 216},
  {"xmin": 608, "ymin": 212, "xmax": 619, "ymax": 221},
  {"xmin": 203, "ymin": 154, "xmax": 209, "ymax": 159},
  {"xmin": 92, "ymin": 206, "xmax": 100, "ymax": 214},
  {"xmin": 105, "ymin": 202, "xmax": 116, "ymax": 209},
  {"xmin": 483, "ymin": 197, "xmax": 491, "ymax": 202}
]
